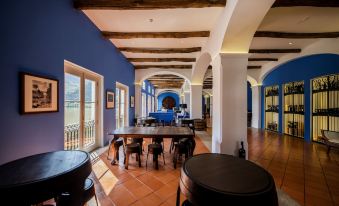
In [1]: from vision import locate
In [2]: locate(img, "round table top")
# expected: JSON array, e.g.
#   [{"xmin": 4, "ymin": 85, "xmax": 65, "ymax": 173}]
[
  {"xmin": 180, "ymin": 153, "xmax": 278, "ymax": 205},
  {"xmin": 0, "ymin": 150, "xmax": 90, "ymax": 188}
]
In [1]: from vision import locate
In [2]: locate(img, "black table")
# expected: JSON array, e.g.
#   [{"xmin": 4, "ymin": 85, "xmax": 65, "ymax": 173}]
[
  {"xmin": 177, "ymin": 153, "xmax": 278, "ymax": 206},
  {"xmin": 0, "ymin": 150, "xmax": 92, "ymax": 205}
]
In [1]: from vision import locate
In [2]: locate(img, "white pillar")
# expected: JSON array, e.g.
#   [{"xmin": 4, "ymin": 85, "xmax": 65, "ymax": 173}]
[
  {"xmin": 135, "ymin": 84, "xmax": 142, "ymax": 118},
  {"xmin": 251, "ymin": 85, "xmax": 262, "ymax": 128},
  {"xmin": 184, "ymin": 91, "xmax": 191, "ymax": 114},
  {"xmin": 212, "ymin": 53, "xmax": 248, "ymax": 158},
  {"xmin": 210, "ymin": 95, "xmax": 213, "ymax": 118},
  {"xmin": 190, "ymin": 85, "xmax": 202, "ymax": 119}
]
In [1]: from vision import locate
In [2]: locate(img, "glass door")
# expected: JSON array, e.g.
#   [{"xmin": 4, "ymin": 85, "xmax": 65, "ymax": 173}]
[
  {"xmin": 64, "ymin": 71, "xmax": 98, "ymax": 151},
  {"xmin": 116, "ymin": 87, "xmax": 126, "ymax": 129}
]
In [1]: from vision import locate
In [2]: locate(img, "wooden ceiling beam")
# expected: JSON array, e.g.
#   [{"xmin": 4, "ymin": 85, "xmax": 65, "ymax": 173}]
[
  {"xmin": 272, "ymin": 0, "xmax": 339, "ymax": 7},
  {"xmin": 128, "ymin": 58, "xmax": 196, "ymax": 62},
  {"xmin": 74, "ymin": 0, "xmax": 227, "ymax": 10},
  {"xmin": 119, "ymin": 47, "xmax": 201, "ymax": 53},
  {"xmin": 135, "ymin": 65, "xmax": 192, "ymax": 69},
  {"xmin": 254, "ymin": 31, "xmax": 339, "ymax": 39},
  {"xmin": 247, "ymin": 66, "xmax": 262, "ymax": 69},
  {"xmin": 249, "ymin": 49, "xmax": 301, "ymax": 53},
  {"xmin": 248, "ymin": 58, "xmax": 278, "ymax": 61},
  {"xmin": 104, "ymin": 31, "xmax": 210, "ymax": 39}
]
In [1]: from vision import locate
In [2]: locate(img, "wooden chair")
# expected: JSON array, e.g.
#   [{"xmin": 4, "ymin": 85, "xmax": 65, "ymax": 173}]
[
  {"xmin": 319, "ymin": 130, "xmax": 339, "ymax": 154},
  {"xmin": 146, "ymin": 143, "xmax": 165, "ymax": 170},
  {"xmin": 124, "ymin": 143, "xmax": 142, "ymax": 169}
]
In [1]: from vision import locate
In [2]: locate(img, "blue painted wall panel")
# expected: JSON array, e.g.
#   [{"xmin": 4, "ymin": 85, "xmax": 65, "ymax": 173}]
[
  {"xmin": 261, "ymin": 54, "xmax": 339, "ymax": 141},
  {"xmin": 247, "ymin": 81, "xmax": 252, "ymax": 112},
  {"xmin": 0, "ymin": 0, "xmax": 135, "ymax": 164}
]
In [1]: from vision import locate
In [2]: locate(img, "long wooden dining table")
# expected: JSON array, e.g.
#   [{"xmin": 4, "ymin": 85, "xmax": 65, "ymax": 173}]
[{"xmin": 108, "ymin": 126, "xmax": 195, "ymax": 165}]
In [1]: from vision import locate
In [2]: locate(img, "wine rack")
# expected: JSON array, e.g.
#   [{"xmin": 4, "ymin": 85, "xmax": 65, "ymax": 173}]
[
  {"xmin": 312, "ymin": 74, "xmax": 339, "ymax": 142},
  {"xmin": 265, "ymin": 85, "xmax": 279, "ymax": 132},
  {"xmin": 283, "ymin": 81, "xmax": 304, "ymax": 138}
]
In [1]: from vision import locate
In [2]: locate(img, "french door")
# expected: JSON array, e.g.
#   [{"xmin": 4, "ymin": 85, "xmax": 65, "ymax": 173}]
[
  {"xmin": 116, "ymin": 86, "xmax": 126, "ymax": 129},
  {"xmin": 64, "ymin": 70, "xmax": 99, "ymax": 151}
]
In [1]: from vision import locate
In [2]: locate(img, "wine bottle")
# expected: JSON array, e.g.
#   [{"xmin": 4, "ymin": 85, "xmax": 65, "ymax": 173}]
[{"xmin": 239, "ymin": 141, "xmax": 246, "ymax": 159}]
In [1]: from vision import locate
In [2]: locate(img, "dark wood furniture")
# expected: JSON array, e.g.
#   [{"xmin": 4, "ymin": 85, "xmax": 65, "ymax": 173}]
[
  {"xmin": 125, "ymin": 143, "xmax": 142, "ymax": 169},
  {"xmin": 177, "ymin": 153, "xmax": 278, "ymax": 206},
  {"xmin": 108, "ymin": 126, "xmax": 194, "ymax": 167},
  {"xmin": 0, "ymin": 150, "xmax": 92, "ymax": 206},
  {"xmin": 146, "ymin": 143, "xmax": 165, "ymax": 170}
]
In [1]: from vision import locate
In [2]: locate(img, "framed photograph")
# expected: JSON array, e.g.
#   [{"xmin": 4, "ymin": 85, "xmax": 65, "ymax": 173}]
[
  {"xmin": 20, "ymin": 72, "xmax": 59, "ymax": 114},
  {"xmin": 130, "ymin": 95, "xmax": 135, "ymax": 108},
  {"xmin": 106, "ymin": 90, "xmax": 115, "ymax": 109}
]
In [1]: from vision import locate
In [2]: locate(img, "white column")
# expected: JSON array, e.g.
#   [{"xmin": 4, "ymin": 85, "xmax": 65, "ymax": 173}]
[
  {"xmin": 212, "ymin": 53, "xmax": 248, "ymax": 158},
  {"xmin": 209, "ymin": 95, "xmax": 213, "ymax": 118},
  {"xmin": 251, "ymin": 85, "xmax": 262, "ymax": 128},
  {"xmin": 190, "ymin": 85, "xmax": 202, "ymax": 119},
  {"xmin": 184, "ymin": 91, "xmax": 191, "ymax": 114},
  {"xmin": 135, "ymin": 84, "xmax": 142, "ymax": 118}
]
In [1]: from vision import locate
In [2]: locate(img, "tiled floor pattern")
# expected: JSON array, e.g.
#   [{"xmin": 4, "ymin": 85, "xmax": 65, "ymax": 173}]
[{"xmin": 90, "ymin": 128, "xmax": 339, "ymax": 206}]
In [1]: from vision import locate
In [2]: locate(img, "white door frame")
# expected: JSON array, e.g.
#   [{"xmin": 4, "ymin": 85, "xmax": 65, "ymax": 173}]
[
  {"xmin": 64, "ymin": 60, "xmax": 104, "ymax": 150},
  {"xmin": 116, "ymin": 82, "xmax": 130, "ymax": 127}
]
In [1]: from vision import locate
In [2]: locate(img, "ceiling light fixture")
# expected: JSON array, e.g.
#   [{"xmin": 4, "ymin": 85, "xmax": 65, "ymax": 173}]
[{"xmin": 288, "ymin": 42, "xmax": 293, "ymax": 45}]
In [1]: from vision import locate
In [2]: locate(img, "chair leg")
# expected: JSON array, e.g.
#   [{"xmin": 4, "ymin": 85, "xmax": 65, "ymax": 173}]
[
  {"xmin": 327, "ymin": 146, "xmax": 331, "ymax": 155},
  {"xmin": 138, "ymin": 153, "xmax": 141, "ymax": 167},
  {"xmin": 163, "ymin": 152, "xmax": 166, "ymax": 165},
  {"xmin": 170, "ymin": 140, "xmax": 173, "ymax": 154},
  {"xmin": 94, "ymin": 194, "xmax": 99, "ymax": 206},
  {"xmin": 146, "ymin": 151, "xmax": 149, "ymax": 170},
  {"xmin": 107, "ymin": 141, "xmax": 112, "ymax": 160},
  {"xmin": 125, "ymin": 152, "xmax": 129, "ymax": 170}
]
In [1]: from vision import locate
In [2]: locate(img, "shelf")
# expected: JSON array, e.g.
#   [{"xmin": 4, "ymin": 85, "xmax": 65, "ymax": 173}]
[
  {"xmin": 284, "ymin": 111, "xmax": 304, "ymax": 115},
  {"xmin": 313, "ymin": 88, "xmax": 339, "ymax": 94},
  {"xmin": 266, "ymin": 128, "xmax": 278, "ymax": 132}
]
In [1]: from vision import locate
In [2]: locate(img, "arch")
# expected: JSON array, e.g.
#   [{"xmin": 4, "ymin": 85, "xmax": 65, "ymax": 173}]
[
  {"xmin": 191, "ymin": 52, "xmax": 212, "ymax": 84},
  {"xmin": 157, "ymin": 89, "xmax": 180, "ymax": 97},
  {"xmin": 247, "ymin": 75, "xmax": 258, "ymax": 87},
  {"xmin": 135, "ymin": 69, "xmax": 192, "ymax": 85},
  {"xmin": 259, "ymin": 38, "xmax": 339, "ymax": 83}
]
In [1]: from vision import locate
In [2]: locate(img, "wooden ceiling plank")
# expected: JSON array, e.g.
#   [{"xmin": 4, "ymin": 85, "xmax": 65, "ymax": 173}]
[
  {"xmin": 247, "ymin": 66, "xmax": 262, "ymax": 69},
  {"xmin": 128, "ymin": 58, "xmax": 196, "ymax": 62},
  {"xmin": 135, "ymin": 65, "xmax": 192, "ymax": 69},
  {"xmin": 248, "ymin": 58, "xmax": 278, "ymax": 61},
  {"xmin": 272, "ymin": 0, "xmax": 339, "ymax": 7},
  {"xmin": 120, "ymin": 47, "xmax": 201, "ymax": 53},
  {"xmin": 249, "ymin": 49, "xmax": 301, "ymax": 53},
  {"xmin": 74, "ymin": 0, "xmax": 227, "ymax": 10},
  {"xmin": 254, "ymin": 31, "xmax": 339, "ymax": 39},
  {"xmin": 103, "ymin": 31, "xmax": 210, "ymax": 39}
]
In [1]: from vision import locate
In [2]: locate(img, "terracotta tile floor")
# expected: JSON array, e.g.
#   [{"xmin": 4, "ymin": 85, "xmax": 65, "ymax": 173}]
[{"xmin": 90, "ymin": 128, "xmax": 339, "ymax": 206}]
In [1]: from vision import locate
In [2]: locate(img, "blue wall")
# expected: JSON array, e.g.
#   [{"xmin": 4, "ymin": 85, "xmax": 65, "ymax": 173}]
[
  {"xmin": 247, "ymin": 81, "xmax": 252, "ymax": 112},
  {"xmin": 157, "ymin": 92, "xmax": 180, "ymax": 110},
  {"xmin": 261, "ymin": 54, "xmax": 339, "ymax": 141},
  {"xmin": 0, "ymin": 0, "xmax": 135, "ymax": 164},
  {"xmin": 141, "ymin": 80, "xmax": 155, "ymax": 114}
]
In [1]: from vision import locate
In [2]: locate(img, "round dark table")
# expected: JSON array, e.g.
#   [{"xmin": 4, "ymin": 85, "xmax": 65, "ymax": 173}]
[
  {"xmin": 177, "ymin": 153, "xmax": 278, "ymax": 206},
  {"xmin": 0, "ymin": 150, "xmax": 92, "ymax": 206}
]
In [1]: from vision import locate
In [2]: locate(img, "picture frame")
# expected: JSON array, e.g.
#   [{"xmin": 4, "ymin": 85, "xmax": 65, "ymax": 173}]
[
  {"xmin": 20, "ymin": 72, "xmax": 59, "ymax": 114},
  {"xmin": 106, "ymin": 90, "xmax": 115, "ymax": 109},
  {"xmin": 130, "ymin": 95, "xmax": 135, "ymax": 108}
]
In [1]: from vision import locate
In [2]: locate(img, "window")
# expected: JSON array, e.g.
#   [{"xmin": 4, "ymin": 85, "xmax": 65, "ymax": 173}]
[
  {"xmin": 148, "ymin": 85, "xmax": 151, "ymax": 93},
  {"xmin": 115, "ymin": 86, "xmax": 126, "ymax": 129},
  {"xmin": 142, "ymin": 81, "xmax": 146, "ymax": 90},
  {"xmin": 64, "ymin": 64, "xmax": 101, "ymax": 152},
  {"xmin": 142, "ymin": 93, "xmax": 146, "ymax": 117},
  {"xmin": 148, "ymin": 95, "xmax": 152, "ymax": 115}
]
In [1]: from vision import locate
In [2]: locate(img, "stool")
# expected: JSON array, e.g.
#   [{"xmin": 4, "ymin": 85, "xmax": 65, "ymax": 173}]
[
  {"xmin": 146, "ymin": 144, "xmax": 165, "ymax": 170},
  {"xmin": 173, "ymin": 138, "xmax": 195, "ymax": 169},
  {"xmin": 56, "ymin": 178, "xmax": 98, "ymax": 206},
  {"xmin": 132, "ymin": 138, "xmax": 144, "ymax": 152},
  {"xmin": 125, "ymin": 143, "xmax": 142, "ymax": 169},
  {"xmin": 107, "ymin": 139, "xmax": 124, "ymax": 162}
]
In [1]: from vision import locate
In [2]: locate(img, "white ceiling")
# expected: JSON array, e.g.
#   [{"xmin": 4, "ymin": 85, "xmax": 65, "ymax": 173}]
[
  {"xmin": 258, "ymin": 7, "xmax": 339, "ymax": 32},
  {"xmin": 250, "ymin": 38, "xmax": 318, "ymax": 50},
  {"xmin": 84, "ymin": 8, "xmax": 224, "ymax": 32}
]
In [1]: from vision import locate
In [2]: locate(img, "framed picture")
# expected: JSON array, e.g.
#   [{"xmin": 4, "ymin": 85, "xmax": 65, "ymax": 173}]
[
  {"xmin": 20, "ymin": 72, "xmax": 59, "ymax": 114},
  {"xmin": 106, "ymin": 90, "xmax": 115, "ymax": 109},
  {"xmin": 130, "ymin": 96, "xmax": 135, "ymax": 108}
]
